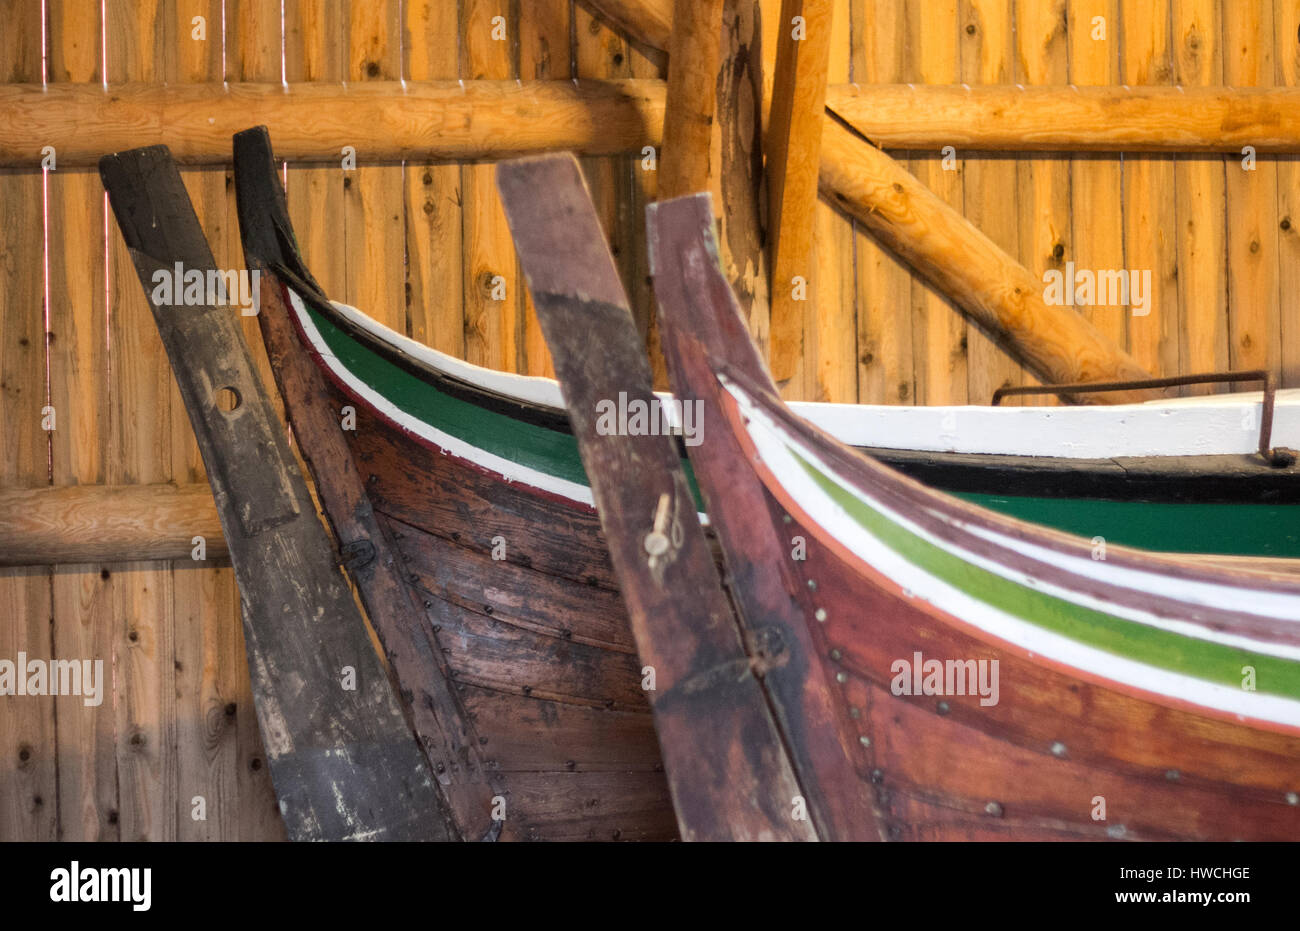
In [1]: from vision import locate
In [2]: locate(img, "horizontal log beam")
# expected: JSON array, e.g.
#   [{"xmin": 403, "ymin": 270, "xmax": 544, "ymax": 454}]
[
  {"xmin": 831, "ymin": 83, "xmax": 1300, "ymax": 152},
  {"xmin": 0, "ymin": 80, "xmax": 667, "ymax": 167},
  {"xmin": 0, "ymin": 484, "xmax": 226, "ymax": 565},
  {"xmin": 5, "ymin": 80, "xmax": 1300, "ymax": 168}
]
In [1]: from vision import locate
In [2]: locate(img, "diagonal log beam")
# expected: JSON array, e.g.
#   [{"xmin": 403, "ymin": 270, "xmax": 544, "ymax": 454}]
[{"xmin": 580, "ymin": 0, "xmax": 1155, "ymax": 400}]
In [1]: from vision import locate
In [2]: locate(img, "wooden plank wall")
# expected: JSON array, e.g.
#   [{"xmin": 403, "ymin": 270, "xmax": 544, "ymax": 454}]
[{"xmin": 2, "ymin": 0, "xmax": 1298, "ymax": 840}]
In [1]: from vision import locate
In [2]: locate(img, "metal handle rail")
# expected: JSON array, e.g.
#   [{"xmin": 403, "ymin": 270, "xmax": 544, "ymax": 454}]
[{"xmin": 991, "ymin": 370, "xmax": 1295, "ymax": 467}]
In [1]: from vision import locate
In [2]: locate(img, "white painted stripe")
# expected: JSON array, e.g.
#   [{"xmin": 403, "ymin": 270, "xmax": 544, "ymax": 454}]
[
  {"xmin": 722, "ymin": 379, "xmax": 1300, "ymax": 727},
  {"xmin": 330, "ymin": 297, "xmax": 1300, "ymax": 459},
  {"xmin": 958, "ymin": 521, "xmax": 1300, "ymax": 627}
]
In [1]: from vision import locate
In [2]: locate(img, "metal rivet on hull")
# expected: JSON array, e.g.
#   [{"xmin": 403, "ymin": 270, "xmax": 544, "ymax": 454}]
[
  {"xmin": 1050, "ymin": 741, "xmax": 1067, "ymax": 757},
  {"xmin": 1287, "ymin": 792, "xmax": 1299, "ymax": 806},
  {"xmin": 984, "ymin": 801, "xmax": 1003, "ymax": 817},
  {"xmin": 814, "ymin": 608, "xmax": 827, "ymax": 622}
]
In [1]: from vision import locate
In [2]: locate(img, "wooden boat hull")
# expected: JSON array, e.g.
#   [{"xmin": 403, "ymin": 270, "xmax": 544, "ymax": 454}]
[{"xmin": 644, "ymin": 191, "xmax": 1300, "ymax": 841}]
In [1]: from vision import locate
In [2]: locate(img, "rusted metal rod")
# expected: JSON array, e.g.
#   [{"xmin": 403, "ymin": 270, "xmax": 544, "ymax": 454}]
[{"xmin": 992, "ymin": 370, "xmax": 1293, "ymax": 466}]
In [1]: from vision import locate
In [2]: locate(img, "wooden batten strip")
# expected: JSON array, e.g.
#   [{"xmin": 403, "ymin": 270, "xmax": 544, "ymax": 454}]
[{"xmin": 766, "ymin": 0, "xmax": 834, "ymax": 383}]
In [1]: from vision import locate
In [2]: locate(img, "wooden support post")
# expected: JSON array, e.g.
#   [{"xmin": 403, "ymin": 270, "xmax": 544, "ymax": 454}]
[
  {"xmin": 101, "ymin": 144, "xmax": 455, "ymax": 842},
  {"xmin": 584, "ymin": 0, "xmax": 1155, "ymax": 398},
  {"xmin": 658, "ymin": 0, "xmax": 726, "ymax": 197},
  {"xmin": 766, "ymin": 0, "xmax": 834, "ymax": 383}
]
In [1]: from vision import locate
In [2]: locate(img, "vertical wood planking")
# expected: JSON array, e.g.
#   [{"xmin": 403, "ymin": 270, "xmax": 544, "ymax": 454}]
[
  {"xmin": 908, "ymin": 0, "xmax": 966, "ymax": 405},
  {"xmin": 1068, "ymin": 1, "xmax": 1127, "ymax": 357},
  {"xmin": 344, "ymin": 2, "xmax": 404, "ymax": 332},
  {"xmin": 284, "ymin": 1, "xmax": 346, "ymax": 298},
  {"xmin": 1120, "ymin": 0, "xmax": 1179, "ymax": 378},
  {"xmin": 1276, "ymin": 0, "xmax": 1300, "ymax": 388},
  {"xmin": 1012, "ymin": 0, "xmax": 1071, "ymax": 406},
  {"xmin": 807, "ymin": 0, "xmax": 855, "ymax": 402},
  {"xmin": 521, "ymin": 0, "xmax": 578, "ymax": 377},
  {"xmin": 461, "ymin": 0, "xmax": 522, "ymax": 371},
  {"xmin": 46, "ymin": 0, "xmax": 117, "ymax": 842},
  {"xmin": 960, "ymin": 0, "xmax": 1022, "ymax": 405},
  {"xmin": 405, "ymin": 1, "xmax": 465, "ymax": 356},
  {"xmin": 0, "ymin": 0, "xmax": 54, "ymax": 844},
  {"xmin": 851, "ymin": 0, "xmax": 912, "ymax": 406},
  {"xmin": 1224, "ymin": 3, "xmax": 1281, "ymax": 379},
  {"xmin": 517, "ymin": 0, "xmax": 569, "ymax": 377},
  {"xmin": 104, "ymin": 0, "xmax": 178, "ymax": 842},
  {"xmin": 1172, "ymin": 0, "xmax": 1227, "ymax": 391}
]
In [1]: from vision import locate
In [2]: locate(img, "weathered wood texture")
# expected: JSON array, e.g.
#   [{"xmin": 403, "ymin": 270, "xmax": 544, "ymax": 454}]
[
  {"xmin": 500, "ymin": 154, "xmax": 815, "ymax": 840},
  {"xmin": 101, "ymin": 144, "xmax": 454, "ymax": 841},
  {"xmin": 5, "ymin": 0, "xmax": 1300, "ymax": 840}
]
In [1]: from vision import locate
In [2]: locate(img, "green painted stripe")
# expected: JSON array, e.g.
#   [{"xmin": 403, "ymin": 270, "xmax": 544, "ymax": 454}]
[
  {"xmin": 792, "ymin": 447, "xmax": 1300, "ymax": 703},
  {"xmin": 959, "ymin": 493, "xmax": 1300, "ymax": 559},
  {"xmin": 307, "ymin": 295, "xmax": 1298, "ymax": 560},
  {"xmin": 307, "ymin": 299, "xmax": 707, "ymax": 506},
  {"xmin": 309, "ymin": 302, "xmax": 591, "ymax": 486}
]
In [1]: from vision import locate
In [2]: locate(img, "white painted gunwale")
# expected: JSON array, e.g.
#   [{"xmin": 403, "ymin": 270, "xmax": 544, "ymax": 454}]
[{"xmin": 325, "ymin": 296, "xmax": 1300, "ymax": 459}]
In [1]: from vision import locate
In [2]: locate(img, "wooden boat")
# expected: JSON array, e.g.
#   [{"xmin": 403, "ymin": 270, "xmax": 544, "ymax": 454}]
[
  {"xmin": 636, "ymin": 187, "xmax": 1300, "ymax": 841},
  {"xmin": 234, "ymin": 126, "xmax": 1300, "ymax": 840}
]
